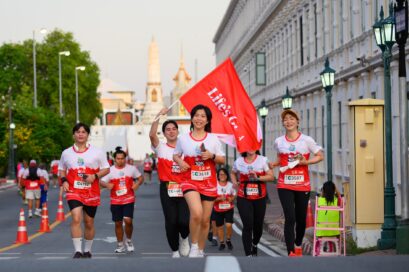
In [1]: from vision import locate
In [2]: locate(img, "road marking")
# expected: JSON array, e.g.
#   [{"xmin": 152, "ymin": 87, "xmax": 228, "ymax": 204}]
[
  {"xmin": 92, "ymin": 256, "xmax": 119, "ymax": 259},
  {"xmin": 141, "ymin": 252, "xmax": 171, "ymax": 255},
  {"xmin": 232, "ymin": 224, "xmax": 280, "ymax": 257},
  {"xmin": 38, "ymin": 256, "xmax": 68, "ymax": 260},
  {"xmin": 0, "ymin": 253, "xmax": 21, "ymax": 255},
  {"xmin": 0, "ymin": 257, "xmax": 20, "ymax": 260},
  {"xmin": 94, "ymin": 236, "xmax": 117, "ymax": 243},
  {"xmin": 0, "ymin": 212, "xmax": 72, "ymax": 253},
  {"xmin": 34, "ymin": 253, "xmax": 71, "ymax": 255},
  {"xmin": 205, "ymin": 256, "xmax": 241, "ymax": 272}
]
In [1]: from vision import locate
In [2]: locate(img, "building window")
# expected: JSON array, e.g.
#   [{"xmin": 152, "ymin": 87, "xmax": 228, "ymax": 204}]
[
  {"xmin": 331, "ymin": 2, "xmax": 335, "ymax": 49},
  {"xmin": 340, "ymin": 0, "xmax": 344, "ymax": 45},
  {"xmin": 361, "ymin": 0, "xmax": 366, "ymax": 32},
  {"xmin": 371, "ymin": 91, "xmax": 376, "ymax": 98},
  {"xmin": 256, "ymin": 52, "xmax": 266, "ymax": 86},
  {"xmin": 338, "ymin": 101, "xmax": 342, "ymax": 148},
  {"xmin": 322, "ymin": 0, "xmax": 326, "ymax": 54},
  {"xmin": 300, "ymin": 16, "xmax": 304, "ymax": 66},
  {"xmin": 314, "ymin": 3, "xmax": 318, "ymax": 58},
  {"xmin": 322, "ymin": 105, "xmax": 325, "ymax": 147},
  {"xmin": 350, "ymin": 0, "xmax": 354, "ymax": 39}
]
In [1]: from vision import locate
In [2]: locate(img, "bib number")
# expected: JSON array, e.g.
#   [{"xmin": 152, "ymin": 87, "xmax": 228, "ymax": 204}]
[
  {"xmin": 30, "ymin": 182, "xmax": 38, "ymax": 188},
  {"xmin": 191, "ymin": 165, "xmax": 211, "ymax": 181},
  {"xmin": 116, "ymin": 188, "xmax": 128, "ymax": 196},
  {"xmin": 167, "ymin": 182, "xmax": 183, "ymax": 197},
  {"xmin": 218, "ymin": 202, "xmax": 231, "ymax": 210},
  {"xmin": 74, "ymin": 180, "xmax": 91, "ymax": 189},
  {"xmin": 284, "ymin": 175, "xmax": 304, "ymax": 185},
  {"xmin": 246, "ymin": 184, "xmax": 259, "ymax": 196}
]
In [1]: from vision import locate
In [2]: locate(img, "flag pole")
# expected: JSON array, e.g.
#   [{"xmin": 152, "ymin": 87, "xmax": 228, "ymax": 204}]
[{"xmin": 152, "ymin": 99, "xmax": 180, "ymax": 122}]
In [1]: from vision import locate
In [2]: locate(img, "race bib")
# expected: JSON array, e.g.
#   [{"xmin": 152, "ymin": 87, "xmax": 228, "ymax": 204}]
[
  {"xmin": 218, "ymin": 202, "xmax": 231, "ymax": 210},
  {"xmin": 116, "ymin": 188, "xmax": 128, "ymax": 196},
  {"xmin": 284, "ymin": 174, "xmax": 305, "ymax": 185},
  {"xmin": 74, "ymin": 180, "xmax": 92, "ymax": 189},
  {"xmin": 191, "ymin": 165, "xmax": 211, "ymax": 181},
  {"xmin": 167, "ymin": 182, "xmax": 183, "ymax": 197},
  {"xmin": 171, "ymin": 164, "xmax": 181, "ymax": 173},
  {"xmin": 246, "ymin": 184, "xmax": 259, "ymax": 196},
  {"xmin": 30, "ymin": 182, "xmax": 38, "ymax": 188}
]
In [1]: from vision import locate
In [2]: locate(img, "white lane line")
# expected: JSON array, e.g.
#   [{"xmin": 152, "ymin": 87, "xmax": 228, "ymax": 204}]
[
  {"xmin": 0, "ymin": 257, "xmax": 20, "ymax": 260},
  {"xmin": 141, "ymin": 257, "xmax": 169, "ymax": 259},
  {"xmin": 92, "ymin": 257, "xmax": 119, "ymax": 259},
  {"xmin": 141, "ymin": 252, "xmax": 171, "ymax": 255},
  {"xmin": 232, "ymin": 224, "xmax": 280, "ymax": 257},
  {"xmin": 34, "ymin": 253, "xmax": 71, "ymax": 255},
  {"xmin": 38, "ymin": 257, "xmax": 68, "ymax": 260},
  {"xmin": 205, "ymin": 256, "xmax": 241, "ymax": 272},
  {"xmin": 0, "ymin": 253, "xmax": 21, "ymax": 255}
]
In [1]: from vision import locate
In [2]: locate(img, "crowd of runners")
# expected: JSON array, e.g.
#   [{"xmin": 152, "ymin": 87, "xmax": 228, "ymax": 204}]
[{"xmin": 17, "ymin": 103, "xmax": 323, "ymax": 259}]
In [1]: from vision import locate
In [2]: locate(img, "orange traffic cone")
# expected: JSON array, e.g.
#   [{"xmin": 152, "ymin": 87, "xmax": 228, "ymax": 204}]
[
  {"xmin": 15, "ymin": 208, "xmax": 30, "ymax": 244},
  {"xmin": 38, "ymin": 203, "xmax": 51, "ymax": 233},
  {"xmin": 56, "ymin": 195, "xmax": 65, "ymax": 221},
  {"xmin": 306, "ymin": 200, "xmax": 314, "ymax": 228}
]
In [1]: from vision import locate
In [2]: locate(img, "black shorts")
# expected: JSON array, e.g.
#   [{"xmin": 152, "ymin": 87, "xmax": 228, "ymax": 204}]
[
  {"xmin": 144, "ymin": 170, "xmax": 152, "ymax": 174},
  {"xmin": 213, "ymin": 209, "xmax": 234, "ymax": 227},
  {"xmin": 211, "ymin": 209, "xmax": 217, "ymax": 221},
  {"xmin": 184, "ymin": 189, "xmax": 216, "ymax": 202},
  {"xmin": 67, "ymin": 200, "xmax": 98, "ymax": 218},
  {"xmin": 110, "ymin": 203, "xmax": 135, "ymax": 222}
]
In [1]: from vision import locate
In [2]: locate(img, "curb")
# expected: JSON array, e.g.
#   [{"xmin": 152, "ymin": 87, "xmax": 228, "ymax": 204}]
[
  {"xmin": 264, "ymin": 222, "xmax": 313, "ymax": 255},
  {"xmin": 0, "ymin": 183, "xmax": 17, "ymax": 191}
]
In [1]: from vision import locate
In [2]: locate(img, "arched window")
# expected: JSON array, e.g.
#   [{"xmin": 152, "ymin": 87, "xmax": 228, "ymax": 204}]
[{"xmin": 152, "ymin": 89, "xmax": 157, "ymax": 102}]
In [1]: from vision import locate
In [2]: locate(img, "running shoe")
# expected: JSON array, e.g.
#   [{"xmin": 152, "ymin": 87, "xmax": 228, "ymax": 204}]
[
  {"xmin": 34, "ymin": 209, "xmax": 41, "ymax": 217},
  {"xmin": 219, "ymin": 243, "xmax": 225, "ymax": 251},
  {"xmin": 179, "ymin": 237, "xmax": 190, "ymax": 257},
  {"xmin": 82, "ymin": 251, "xmax": 92, "ymax": 258},
  {"xmin": 288, "ymin": 251, "xmax": 299, "ymax": 257},
  {"xmin": 188, "ymin": 247, "xmax": 201, "ymax": 258},
  {"xmin": 294, "ymin": 246, "xmax": 303, "ymax": 256},
  {"xmin": 172, "ymin": 251, "xmax": 181, "ymax": 258},
  {"xmin": 199, "ymin": 249, "xmax": 205, "ymax": 258},
  {"xmin": 226, "ymin": 240, "xmax": 233, "ymax": 250},
  {"xmin": 251, "ymin": 244, "xmax": 258, "ymax": 256},
  {"xmin": 28, "ymin": 210, "xmax": 32, "ymax": 218},
  {"xmin": 115, "ymin": 244, "xmax": 126, "ymax": 253},
  {"xmin": 126, "ymin": 240, "xmax": 134, "ymax": 252},
  {"xmin": 73, "ymin": 252, "xmax": 83, "ymax": 259},
  {"xmin": 211, "ymin": 238, "xmax": 218, "ymax": 246}
]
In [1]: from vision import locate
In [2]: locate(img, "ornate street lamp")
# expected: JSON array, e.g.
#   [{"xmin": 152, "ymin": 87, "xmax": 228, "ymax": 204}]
[
  {"xmin": 373, "ymin": 5, "xmax": 397, "ymax": 250},
  {"xmin": 320, "ymin": 58, "xmax": 335, "ymax": 183},
  {"xmin": 282, "ymin": 87, "xmax": 293, "ymax": 110},
  {"xmin": 258, "ymin": 99, "xmax": 270, "ymax": 203}
]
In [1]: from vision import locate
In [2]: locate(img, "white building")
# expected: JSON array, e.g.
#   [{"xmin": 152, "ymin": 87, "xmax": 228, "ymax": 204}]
[{"xmin": 214, "ymin": 0, "xmax": 408, "ymax": 219}]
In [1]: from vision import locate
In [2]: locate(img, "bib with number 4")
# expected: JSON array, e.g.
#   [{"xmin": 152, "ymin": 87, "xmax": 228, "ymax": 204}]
[
  {"xmin": 246, "ymin": 184, "xmax": 259, "ymax": 196},
  {"xmin": 167, "ymin": 182, "xmax": 183, "ymax": 197},
  {"xmin": 116, "ymin": 188, "xmax": 128, "ymax": 196},
  {"xmin": 74, "ymin": 180, "xmax": 91, "ymax": 189},
  {"xmin": 218, "ymin": 201, "xmax": 231, "ymax": 210},
  {"xmin": 191, "ymin": 165, "xmax": 211, "ymax": 181}
]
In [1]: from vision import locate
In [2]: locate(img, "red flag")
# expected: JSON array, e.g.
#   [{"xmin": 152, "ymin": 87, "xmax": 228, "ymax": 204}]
[{"xmin": 180, "ymin": 58, "xmax": 262, "ymax": 153}]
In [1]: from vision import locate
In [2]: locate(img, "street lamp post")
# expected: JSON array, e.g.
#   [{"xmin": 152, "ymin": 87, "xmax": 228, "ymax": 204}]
[
  {"xmin": 282, "ymin": 86, "xmax": 294, "ymax": 110},
  {"xmin": 75, "ymin": 66, "xmax": 86, "ymax": 123},
  {"xmin": 395, "ymin": 0, "xmax": 409, "ymax": 254},
  {"xmin": 373, "ymin": 5, "xmax": 397, "ymax": 249},
  {"xmin": 258, "ymin": 99, "xmax": 270, "ymax": 203},
  {"xmin": 7, "ymin": 87, "xmax": 16, "ymax": 182},
  {"xmin": 58, "ymin": 51, "xmax": 70, "ymax": 117},
  {"xmin": 32, "ymin": 28, "xmax": 47, "ymax": 108},
  {"xmin": 320, "ymin": 58, "xmax": 336, "ymax": 183}
]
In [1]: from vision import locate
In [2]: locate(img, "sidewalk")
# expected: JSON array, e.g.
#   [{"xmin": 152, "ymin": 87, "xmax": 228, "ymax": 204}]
[{"xmin": 0, "ymin": 178, "xmax": 17, "ymax": 191}]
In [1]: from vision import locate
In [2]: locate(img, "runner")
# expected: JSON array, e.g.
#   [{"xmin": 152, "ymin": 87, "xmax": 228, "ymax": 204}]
[
  {"xmin": 271, "ymin": 109, "xmax": 323, "ymax": 256},
  {"xmin": 59, "ymin": 123, "xmax": 110, "ymax": 259},
  {"xmin": 50, "ymin": 159, "xmax": 60, "ymax": 188},
  {"xmin": 231, "ymin": 150, "xmax": 274, "ymax": 256},
  {"xmin": 38, "ymin": 163, "xmax": 50, "ymax": 209},
  {"xmin": 143, "ymin": 153, "xmax": 153, "ymax": 184},
  {"xmin": 150, "ymin": 108, "xmax": 190, "ymax": 258},
  {"xmin": 213, "ymin": 167, "xmax": 236, "ymax": 251},
  {"xmin": 100, "ymin": 147, "xmax": 143, "ymax": 253},
  {"xmin": 173, "ymin": 104, "xmax": 225, "ymax": 258},
  {"xmin": 22, "ymin": 160, "xmax": 44, "ymax": 218},
  {"xmin": 17, "ymin": 160, "xmax": 28, "ymax": 205}
]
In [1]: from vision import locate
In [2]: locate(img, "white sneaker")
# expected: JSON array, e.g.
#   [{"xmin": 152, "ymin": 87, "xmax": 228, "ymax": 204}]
[
  {"xmin": 199, "ymin": 249, "xmax": 205, "ymax": 258},
  {"xmin": 179, "ymin": 237, "xmax": 190, "ymax": 257},
  {"xmin": 34, "ymin": 209, "xmax": 41, "ymax": 217},
  {"xmin": 172, "ymin": 251, "xmax": 181, "ymax": 258},
  {"xmin": 188, "ymin": 247, "xmax": 202, "ymax": 258},
  {"xmin": 28, "ymin": 210, "xmax": 32, "ymax": 218},
  {"xmin": 114, "ymin": 244, "xmax": 126, "ymax": 253},
  {"xmin": 125, "ymin": 240, "xmax": 134, "ymax": 252}
]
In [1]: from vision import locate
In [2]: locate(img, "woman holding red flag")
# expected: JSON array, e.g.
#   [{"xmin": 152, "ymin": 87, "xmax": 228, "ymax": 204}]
[
  {"xmin": 271, "ymin": 109, "xmax": 323, "ymax": 257},
  {"xmin": 173, "ymin": 104, "xmax": 225, "ymax": 258},
  {"xmin": 59, "ymin": 123, "xmax": 110, "ymax": 259}
]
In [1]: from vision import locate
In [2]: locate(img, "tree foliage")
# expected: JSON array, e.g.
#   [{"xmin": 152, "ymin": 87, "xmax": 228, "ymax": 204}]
[{"xmin": 0, "ymin": 30, "xmax": 101, "ymax": 176}]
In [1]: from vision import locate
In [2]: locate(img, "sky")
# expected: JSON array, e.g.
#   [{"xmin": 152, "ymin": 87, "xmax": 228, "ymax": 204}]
[{"xmin": 0, "ymin": 0, "xmax": 230, "ymax": 101}]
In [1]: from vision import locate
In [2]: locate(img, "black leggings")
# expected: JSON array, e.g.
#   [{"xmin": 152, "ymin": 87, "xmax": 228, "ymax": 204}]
[
  {"xmin": 160, "ymin": 182, "xmax": 190, "ymax": 251},
  {"xmin": 237, "ymin": 197, "xmax": 266, "ymax": 256},
  {"xmin": 277, "ymin": 189, "xmax": 310, "ymax": 255}
]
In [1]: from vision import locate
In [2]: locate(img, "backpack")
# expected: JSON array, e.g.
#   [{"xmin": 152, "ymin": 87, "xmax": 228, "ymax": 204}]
[{"xmin": 27, "ymin": 166, "xmax": 39, "ymax": 181}]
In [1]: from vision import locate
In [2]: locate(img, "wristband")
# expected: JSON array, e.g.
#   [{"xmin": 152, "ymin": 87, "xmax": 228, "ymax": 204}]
[
  {"xmin": 212, "ymin": 154, "xmax": 216, "ymax": 160},
  {"xmin": 94, "ymin": 173, "xmax": 99, "ymax": 180},
  {"xmin": 61, "ymin": 177, "xmax": 68, "ymax": 184}
]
